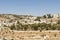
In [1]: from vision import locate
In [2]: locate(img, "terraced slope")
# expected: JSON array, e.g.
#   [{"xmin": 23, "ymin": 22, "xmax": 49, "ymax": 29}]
[{"xmin": 0, "ymin": 28, "xmax": 60, "ymax": 40}]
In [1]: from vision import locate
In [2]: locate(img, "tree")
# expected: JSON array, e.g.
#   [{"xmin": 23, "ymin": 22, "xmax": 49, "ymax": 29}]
[
  {"xmin": 23, "ymin": 25, "xmax": 29, "ymax": 31},
  {"xmin": 57, "ymin": 19, "xmax": 60, "ymax": 24},
  {"xmin": 43, "ymin": 15, "xmax": 46, "ymax": 18},
  {"xmin": 34, "ymin": 17, "xmax": 41, "ymax": 21},
  {"xmin": 54, "ymin": 24, "xmax": 60, "ymax": 30},
  {"xmin": 10, "ymin": 24, "xmax": 16, "ymax": 30},
  {"xmin": 47, "ymin": 14, "xmax": 52, "ymax": 18},
  {"xmin": 31, "ymin": 23, "xmax": 39, "ymax": 30}
]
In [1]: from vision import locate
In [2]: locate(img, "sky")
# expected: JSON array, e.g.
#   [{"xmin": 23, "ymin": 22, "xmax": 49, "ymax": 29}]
[{"xmin": 0, "ymin": 0, "xmax": 60, "ymax": 16}]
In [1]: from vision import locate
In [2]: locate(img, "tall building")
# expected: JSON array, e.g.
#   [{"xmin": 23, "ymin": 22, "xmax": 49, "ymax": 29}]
[{"xmin": 53, "ymin": 14, "xmax": 59, "ymax": 18}]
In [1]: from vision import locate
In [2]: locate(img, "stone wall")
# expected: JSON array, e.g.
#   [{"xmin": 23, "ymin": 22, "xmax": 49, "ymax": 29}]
[{"xmin": 0, "ymin": 28, "xmax": 60, "ymax": 40}]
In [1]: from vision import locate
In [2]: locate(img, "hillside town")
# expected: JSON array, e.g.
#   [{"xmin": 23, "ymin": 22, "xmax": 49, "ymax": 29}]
[
  {"xmin": 0, "ymin": 14, "xmax": 60, "ymax": 26},
  {"xmin": 0, "ymin": 14, "xmax": 60, "ymax": 40}
]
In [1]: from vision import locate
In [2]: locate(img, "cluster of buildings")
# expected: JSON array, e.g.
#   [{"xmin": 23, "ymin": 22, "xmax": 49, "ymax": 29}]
[
  {"xmin": 0, "ymin": 14, "xmax": 59, "ymax": 27},
  {"xmin": 18, "ymin": 14, "xmax": 60, "ymax": 24}
]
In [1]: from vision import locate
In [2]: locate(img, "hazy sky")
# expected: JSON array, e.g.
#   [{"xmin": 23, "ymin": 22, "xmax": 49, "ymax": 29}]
[{"xmin": 0, "ymin": 0, "xmax": 60, "ymax": 16}]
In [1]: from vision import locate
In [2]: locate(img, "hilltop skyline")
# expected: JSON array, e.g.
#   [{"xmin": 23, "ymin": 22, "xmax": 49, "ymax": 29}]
[{"xmin": 0, "ymin": 0, "xmax": 60, "ymax": 16}]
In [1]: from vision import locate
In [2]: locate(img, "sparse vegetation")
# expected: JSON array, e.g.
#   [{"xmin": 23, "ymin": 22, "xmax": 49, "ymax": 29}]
[
  {"xmin": 34, "ymin": 17, "xmax": 41, "ymax": 21},
  {"xmin": 0, "ymin": 14, "xmax": 60, "ymax": 31},
  {"xmin": 6, "ymin": 23, "xmax": 60, "ymax": 31}
]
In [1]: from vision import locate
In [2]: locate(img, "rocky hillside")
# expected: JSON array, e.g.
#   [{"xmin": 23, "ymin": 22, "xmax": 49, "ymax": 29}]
[
  {"xmin": 0, "ymin": 28, "xmax": 60, "ymax": 40},
  {"xmin": 0, "ymin": 14, "xmax": 60, "ymax": 31}
]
